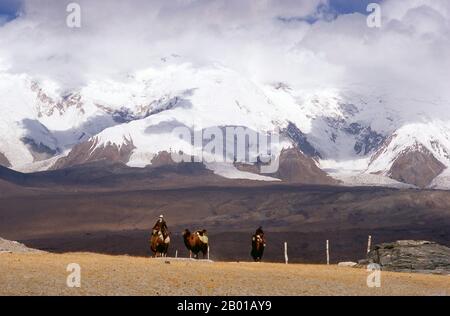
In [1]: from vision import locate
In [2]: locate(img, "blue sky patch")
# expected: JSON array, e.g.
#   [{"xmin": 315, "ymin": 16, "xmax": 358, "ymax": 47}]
[
  {"xmin": 329, "ymin": 0, "xmax": 383, "ymax": 14},
  {"xmin": 0, "ymin": 0, "xmax": 22, "ymax": 24},
  {"xmin": 278, "ymin": 0, "xmax": 384, "ymax": 25},
  {"xmin": 0, "ymin": 0, "xmax": 384, "ymax": 26}
]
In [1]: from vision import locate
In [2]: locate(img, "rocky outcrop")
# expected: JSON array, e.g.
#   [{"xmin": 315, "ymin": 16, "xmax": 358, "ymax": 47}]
[
  {"xmin": 0, "ymin": 153, "xmax": 11, "ymax": 167},
  {"xmin": 236, "ymin": 147, "xmax": 338, "ymax": 185},
  {"xmin": 0, "ymin": 238, "xmax": 44, "ymax": 254},
  {"xmin": 364, "ymin": 240, "xmax": 450, "ymax": 274},
  {"xmin": 272, "ymin": 148, "xmax": 338, "ymax": 184},
  {"xmin": 53, "ymin": 137, "xmax": 136, "ymax": 169},
  {"xmin": 388, "ymin": 144, "xmax": 445, "ymax": 188},
  {"xmin": 350, "ymin": 125, "xmax": 385, "ymax": 156},
  {"xmin": 284, "ymin": 122, "xmax": 322, "ymax": 158},
  {"xmin": 150, "ymin": 151, "xmax": 177, "ymax": 167},
  {"xmin": 32, "ymin": 82, "xmax": 85, "ymax": 117}
]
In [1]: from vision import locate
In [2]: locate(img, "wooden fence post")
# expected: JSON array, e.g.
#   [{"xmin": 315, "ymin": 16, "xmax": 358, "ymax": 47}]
[
  {"xmin": 326, "ymin": 240, "xmax": 330, "ymax": 265},
  {"xmin": 367, "ymin": 235, "xmax": 372, "ymax": 254},
  {"xmin": 284, "ymin": 242, "xmax": 289, "ymax": 264}
]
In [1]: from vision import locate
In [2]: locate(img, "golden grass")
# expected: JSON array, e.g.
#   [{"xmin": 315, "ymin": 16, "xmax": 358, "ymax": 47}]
[{"xmin": 0, "ymin": 252, "xmax": 448, "ymax": 296}]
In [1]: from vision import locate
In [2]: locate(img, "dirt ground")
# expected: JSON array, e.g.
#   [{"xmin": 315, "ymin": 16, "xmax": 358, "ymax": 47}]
[
  {"xmin": 2, "ymin": 183, "xmax": 450, "ymax": 264},
  {"xmin": 0, "ymin": 252, "xmax": 448, "ymax": 296}
]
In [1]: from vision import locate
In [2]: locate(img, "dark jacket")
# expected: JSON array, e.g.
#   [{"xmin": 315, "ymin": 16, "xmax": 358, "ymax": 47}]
[{"xmin": 153, "ymin": 219, "xmax": 168, "ymax": 235}]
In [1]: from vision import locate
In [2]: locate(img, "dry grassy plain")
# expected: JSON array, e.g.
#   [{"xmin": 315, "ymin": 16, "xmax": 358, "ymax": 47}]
[{"xmin": 0, "ymin": 252, "xmax": 449, "ymax": 296}]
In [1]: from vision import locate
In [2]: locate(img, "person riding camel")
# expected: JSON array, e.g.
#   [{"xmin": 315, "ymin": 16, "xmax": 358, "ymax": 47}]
[
  {"xmin": 150, "ymin": 215, "xmax": 170, "ymax": 257},
  {"xmin": 152, "ymin": 214, "xmax": 168, "ymax": 237},
  {"xmin": 255, "ymin": 226, "xmax": 264, "ymax": 237},
  {"xmin": 251, "ymin": 226, "xmax": 266, "ymax": 262}
]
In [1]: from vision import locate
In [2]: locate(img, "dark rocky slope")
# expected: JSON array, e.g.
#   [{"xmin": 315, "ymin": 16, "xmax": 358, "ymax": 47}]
[
  {"xmin": 389, "ymin": 145, "xmax": 446, "ymax": 188},
  {"xmin": 0, "ymin": 153, "xmax": 10, "ymax": 167}
]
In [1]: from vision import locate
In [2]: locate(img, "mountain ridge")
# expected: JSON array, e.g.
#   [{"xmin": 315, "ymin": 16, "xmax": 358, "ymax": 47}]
[{"xmin": 1, "ymin": 63, "xmax": 449, "ymax": 189}]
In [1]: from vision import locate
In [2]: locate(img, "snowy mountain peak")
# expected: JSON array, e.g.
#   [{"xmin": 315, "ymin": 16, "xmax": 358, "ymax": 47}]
[{"xmin": 0, "ymin": 63, "xmax": 449, "ymax": 188}]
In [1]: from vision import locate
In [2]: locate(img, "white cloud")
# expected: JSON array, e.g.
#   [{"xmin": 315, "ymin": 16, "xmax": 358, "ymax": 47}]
[
  {"xmin": 292, "ymin": 0, "xmax": 450, "ymax": 102},
  {"xmin": 0, "ymin": 0, "xmax": 326, "ymax": 90},
  {"xmin": 0, "ymin": 0, "xmax": 449, "ymax": 104}
]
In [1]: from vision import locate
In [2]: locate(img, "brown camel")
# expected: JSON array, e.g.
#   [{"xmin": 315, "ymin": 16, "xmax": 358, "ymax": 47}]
[
  {"xmin": 182, "ymin": 229, "xmax": 209, "ymax": 259},
  {"xmin": 150, "ymin": 230, "xmax": 170, "ymax": 257}
]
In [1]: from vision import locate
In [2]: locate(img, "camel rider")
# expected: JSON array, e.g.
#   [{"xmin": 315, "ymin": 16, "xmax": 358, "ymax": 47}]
[
  {"xmin": 153, "ymin": 215, "xmax": 168, "ymax": 236},
  {"xmin": 255, "ymin": 226, "xmax": 264, "ymax": 237},
  {"xmin": 254, "ymin": 226, "xmax": 266, "ymax": 249}
]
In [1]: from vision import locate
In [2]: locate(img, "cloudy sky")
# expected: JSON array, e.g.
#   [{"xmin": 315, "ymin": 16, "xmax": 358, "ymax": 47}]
[{"xmin": 0, "ymin": 0, "xmax": 449, "ymax": 101}]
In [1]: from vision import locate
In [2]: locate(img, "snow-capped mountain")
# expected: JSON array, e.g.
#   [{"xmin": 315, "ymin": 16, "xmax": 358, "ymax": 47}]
[{"xmin": 1, "ymin": 61, "xmax": 449, "ymax": 188}]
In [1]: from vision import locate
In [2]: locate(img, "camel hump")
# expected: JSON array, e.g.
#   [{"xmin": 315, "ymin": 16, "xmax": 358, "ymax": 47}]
[
  {"xmin": 195, "ymin": 231, "xmax": 209, "ymax": 244},
  {"xmin": 199, "ymin": 235, "xmax": 208, "ymax": 244}
]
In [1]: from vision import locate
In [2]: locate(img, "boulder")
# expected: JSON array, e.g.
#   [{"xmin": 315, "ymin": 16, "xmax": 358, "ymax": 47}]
[
  {"xmin": 366, "ymin": 240, "xmax": 450, "ymax": 274},
  {"xmin": 338, "ymin": 262, "xmax": 358, "ymax": 267}
]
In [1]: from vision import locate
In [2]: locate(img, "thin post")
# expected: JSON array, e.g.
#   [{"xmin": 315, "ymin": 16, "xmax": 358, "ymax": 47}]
[
  {"xmin": 284, "ymin": 242, "xmax": 289, "ymax": 264},
  {"xmin": 175, "ymin": 250, "xmax": 178, "ymax": 258},
  {"xmin": 207, "ymin": 246, "xmax": 210, "ymax": 260},
  {"xmin": 326, "ymin": 240, "xmax": 330, "ymax": 265},
  {"xmin": 189, "ymin": 251, "xmax": 192, "ymax": 259},
  {"xmin": 367, "ymin": 235, "xmax": 372, "ymax": 254}
]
